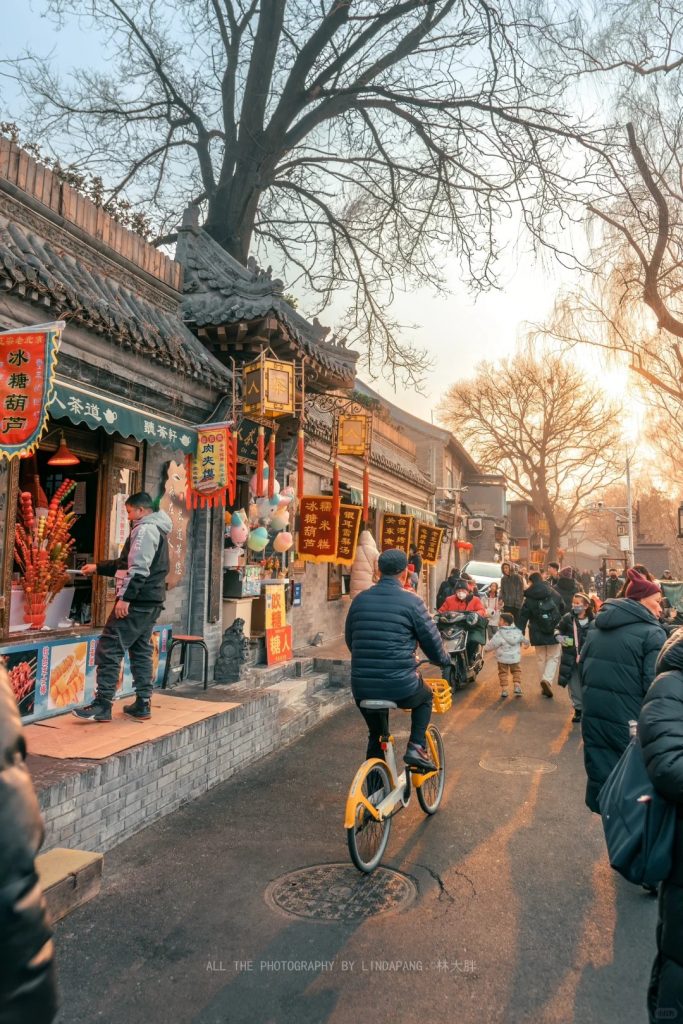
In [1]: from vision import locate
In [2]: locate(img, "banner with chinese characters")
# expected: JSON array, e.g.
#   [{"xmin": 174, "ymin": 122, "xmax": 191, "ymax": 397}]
[
  {"xmin": 187, "ymin": 423, "xmax": 236, "ymax": 509},
  {"xmin": 380, "ymin": 513, "xmax": 414, "ymax": 555},
  {"xmin": 265, "ymin": 625, "xmax": 293, "ymax": 665},
  {"xmin": 264, "ymin": 584, "xmax": 286, "ymax": 630},
  {"xmin": 336, "ymin": 504, "xmax": 363, "ymax": 565},
  {"xmin": 297, "ymin": 496, "xmax": 338, "ymax": 563},
  {"xmin": 0, "ymin": 322, "xmax": 63, "ymax": 459},
  {"xmin": 415, "ymin": 524, "xmax": 444, "ymax": 566}
]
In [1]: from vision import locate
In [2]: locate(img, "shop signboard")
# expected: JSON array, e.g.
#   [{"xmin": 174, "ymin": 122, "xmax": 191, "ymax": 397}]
[
  {"xmin": 509, "ymin": 545, "xmax": 520, "ymax": 561},
  {"xmin": 298, "ymin": 496, "xmax": 338, "ymax": 564},
  {"xmin": 0, "ymin": 625, "xmax": 172, "ymax": 721},
  {"xmin": 264, "ymin": 584, "xmax": 286, "ymax": 630},
  {"xmin": 265, "ymin": 625, "xmax": 293, "ymax": 666},
  {"xmin": 336, "ymin": 504, "xmax": 363, "ymax": 565},
  {"xmin": 188, "ymin": 423, "xmax": 236, "ymax": 508},
  {"xmin": 0, "ymin": 321, "xmax": 63, "ymax": 459},
  {"xmin": 415, "ymin": 524, "xmax": 444, "ymax": 566},
  {"xmin": 380, "ymin": 513, "xmax": 414, "ymax": 555}
]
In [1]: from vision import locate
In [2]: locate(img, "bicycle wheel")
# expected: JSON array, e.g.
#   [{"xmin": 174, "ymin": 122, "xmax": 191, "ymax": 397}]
[
  {"xmin": 416, "ymin": 725, "xmax": 446, "ymax": 815},
  {"xmin": 346, "ymin": 761, "xmax": 393, "ymax": 873}
]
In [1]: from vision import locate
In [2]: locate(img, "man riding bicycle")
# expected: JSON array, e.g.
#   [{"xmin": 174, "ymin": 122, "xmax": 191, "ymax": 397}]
[{"xmin": 345, "ymin": 548, "xmax": 450, "ymax": 772}]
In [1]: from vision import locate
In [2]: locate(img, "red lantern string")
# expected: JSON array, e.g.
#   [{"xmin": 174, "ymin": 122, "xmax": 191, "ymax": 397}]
[
  {"xmin": 297, "ymin": 429, "xmax": 305, "ymax": 500},
  {"xmin": 362, "ymin": 463, "xmax": 370, "ymax": 522},
  {"xmin": 230, "ymin": 431, "xmax": 238, "ymax": 505},
  {"xmin": 332, "ymin": 461, "xmax": 340, "ymax": 519},
  {"xmin": 256, "ymin": 426, "xmax": 265, "ymax": 497},
  {"xmin": 268, "ymin": 432, "xmax": 276, "ymax": 499}
]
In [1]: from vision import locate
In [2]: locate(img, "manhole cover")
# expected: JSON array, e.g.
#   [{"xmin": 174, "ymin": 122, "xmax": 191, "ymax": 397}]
[
  {"xmin": 265, "ymin": 864, "xmax": 418, "ymax": 921},
  {"xmin": 479, "ymin": 755, "xmax": 557, "ymax": 775}
]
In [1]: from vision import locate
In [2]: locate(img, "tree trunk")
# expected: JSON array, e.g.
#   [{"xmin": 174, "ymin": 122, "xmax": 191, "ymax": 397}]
[{"xmin": 547, "ymin": 518, "xmax": 561, "ymax": 563}]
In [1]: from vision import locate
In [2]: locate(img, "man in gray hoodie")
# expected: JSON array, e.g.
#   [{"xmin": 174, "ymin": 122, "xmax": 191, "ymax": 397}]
[{"xmin": 73, "ymin": 492, "xmax": 172, "ymax": 723}]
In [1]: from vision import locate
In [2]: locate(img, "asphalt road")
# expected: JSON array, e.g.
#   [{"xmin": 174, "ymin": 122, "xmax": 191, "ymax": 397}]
[{"xmin": 52, "ymin": 650, "xmax": 657, "ymax": 1024}]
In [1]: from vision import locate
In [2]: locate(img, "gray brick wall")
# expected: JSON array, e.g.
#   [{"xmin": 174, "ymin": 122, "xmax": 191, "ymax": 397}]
[
  {"xmin": 289, "ymin": 562, "xmax": 349, "ymax": 649},
  {"xmin": 37, "ymin": 693, "xmax": 280, "ymax": 853}
]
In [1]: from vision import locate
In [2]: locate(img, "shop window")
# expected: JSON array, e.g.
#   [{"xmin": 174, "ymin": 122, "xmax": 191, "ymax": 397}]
[{"xmin": 1, "ymin": 416, "xmax": 141, "ymax": 640}]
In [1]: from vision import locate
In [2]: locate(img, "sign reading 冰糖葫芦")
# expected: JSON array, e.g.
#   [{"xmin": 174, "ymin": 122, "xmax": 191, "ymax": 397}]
[{"xmin": 0, "ymin": 322, "xmax": 63, "ymax": 460}]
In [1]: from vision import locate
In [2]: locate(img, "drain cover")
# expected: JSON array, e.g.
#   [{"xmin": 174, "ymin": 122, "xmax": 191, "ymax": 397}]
[
  {"xmin": 479, "ymin": 754, "xmax": 557, "ymax": 774},
  {"xmin": 265, "ymin": 864, "xmax": 418, "ymax": 921}
]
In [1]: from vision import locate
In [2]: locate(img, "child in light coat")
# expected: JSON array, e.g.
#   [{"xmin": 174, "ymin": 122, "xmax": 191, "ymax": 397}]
[{"xmin": 484, "ymin": 612, "xmax": 530, "ymax": 698}]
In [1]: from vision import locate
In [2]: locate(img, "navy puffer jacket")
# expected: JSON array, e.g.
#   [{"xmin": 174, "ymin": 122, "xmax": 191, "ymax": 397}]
[
  {"xmin": 518, "ymin": 580, "xmax": 565, "ymax": 647},
  {"xmin": 345, "ymin": 576, "xmax": 448, "ymax": 701},
  {"xmin": 580, "ymin": 598, "xmax": 666, "ymax": 812},
  {"xmin": 638, "ymin": 631, "xmax": 683, "ymax": 1019}
]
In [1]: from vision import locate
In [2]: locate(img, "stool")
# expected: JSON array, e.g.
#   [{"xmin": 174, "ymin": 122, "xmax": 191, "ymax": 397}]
[{"xmin": 162, "ymin": 635, "xmax": 209, "ymax": 691}]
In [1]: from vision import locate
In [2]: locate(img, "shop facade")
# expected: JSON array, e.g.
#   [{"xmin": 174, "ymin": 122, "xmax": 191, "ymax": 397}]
[{"xmin": 0, "ymin": 139, "xmax": 232, "ymax": 720}]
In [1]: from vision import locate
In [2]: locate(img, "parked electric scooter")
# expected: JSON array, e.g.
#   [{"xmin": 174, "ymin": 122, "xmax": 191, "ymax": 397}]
[{"xmin": 434, "ymin": 610, "xmax": 486, "ymax": 691}]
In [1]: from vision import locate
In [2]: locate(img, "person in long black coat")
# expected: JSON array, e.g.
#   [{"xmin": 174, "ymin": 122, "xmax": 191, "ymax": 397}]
[
  {"xmin": 556, "ymin": 567, "xmax": 579, "ymax": 611},
  {"xmin": 639, "ymin": 629, "xmax": 683, "ymax": 1023},
  {"xmin": 580, "ymin": 569, "xmax": 667, "ymax": 812},
  {"xmin": 519, "ymin": 572, "xmax": 565, "ymax": 698},
  {"xmin": 0, "ymin": 665, "xmax": 57, "ymax": 1024}
]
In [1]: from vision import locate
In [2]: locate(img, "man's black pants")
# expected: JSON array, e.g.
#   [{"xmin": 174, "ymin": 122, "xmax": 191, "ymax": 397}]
[
  {"xmin": 94, "ymin": 603, "xmax": 163, "ymax": 702},
  {"xmin": 356, "ymin": 682, "xmax": 433, "ymax": 759},
  {"xmin": 503, "ymin": 604, "xmax": 521, "ymax": 628}
]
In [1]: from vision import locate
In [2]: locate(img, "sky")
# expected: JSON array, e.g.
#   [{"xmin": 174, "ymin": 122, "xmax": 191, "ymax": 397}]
[{"xmin": 0, "ymin": 3, "xmax": 633, "ymax": 431}]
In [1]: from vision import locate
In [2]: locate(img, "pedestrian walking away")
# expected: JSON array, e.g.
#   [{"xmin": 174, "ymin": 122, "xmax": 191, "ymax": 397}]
[
  {"xmin": 73, "ymin": 492, "xmax": 172, "ymax": 723},
  {"xmin": 345, "ymin": 548, "xmax": 450, "ymax": 772},
  {"xmin": 484, "ymin": 612, "xmax": 530, "ymax": 698},
  {"xmin": 519, "ymin": 571, "xmax": 564, "ymax": 699},
  {"xmin": 580, "ymin": 568, "xmax": 667, "ymax": 813},
  {"xmin": 556, "ymin": 592, "xmax": 596, "ymax": 724},
  {"xmin": 638, "ymin": 628, "xmax": 683, "ymax": 1024},
  {"xmin": 0, "ymin": 665, "xmax": 58, "ymax": 1024},
  {"xmin": 500, "ymin": 561, "xmax": 524, "ymax": 627}
]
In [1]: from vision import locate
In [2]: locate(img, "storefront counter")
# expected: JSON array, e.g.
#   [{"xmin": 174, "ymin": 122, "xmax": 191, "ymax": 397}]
[{"xmin": 1, "ymin": 625, "xmax": 172, "ymax": 723}]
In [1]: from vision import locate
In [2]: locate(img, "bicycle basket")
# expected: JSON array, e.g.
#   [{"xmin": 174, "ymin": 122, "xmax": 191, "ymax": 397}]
[{"xmin": 429, "ymin": 678, "xmax": 453, "ymax": 714}]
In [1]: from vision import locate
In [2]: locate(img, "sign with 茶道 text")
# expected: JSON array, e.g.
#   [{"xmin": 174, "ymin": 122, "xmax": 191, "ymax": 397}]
[
  {"xmin": 336, "ymin": 504, "xmax": 363, "ymax": 566},
  {"xmin": 380, "ymin": 513, "xmax": 414, "ymax": 555},
  {"xmin": 265, "ymin": 625, "xmax": 293, "ymax": 665},
  {"xmin": 415, "ymin": 524, "xmax": 444, "ymax": 566},
  {"xmin": 264, "ymin": 585, "xmax": 287, "ymax": 630},
  {"xmin": 298, "ymin": 496, "xmax": 338, "ymax": 563},
  {"xmin": 0, "ymin": 322, "xmax": 63, "ymax": 459}
]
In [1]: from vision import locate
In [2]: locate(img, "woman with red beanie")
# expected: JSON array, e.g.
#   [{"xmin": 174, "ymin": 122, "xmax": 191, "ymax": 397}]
[{"xmin": 579, "ymin": 568, "xmax": 667, "ymax": 813}]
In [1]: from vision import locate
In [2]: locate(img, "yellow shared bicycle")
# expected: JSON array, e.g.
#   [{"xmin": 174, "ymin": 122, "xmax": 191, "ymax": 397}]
[{"xmin": 344, "ymin": 661, "xmax": 452, "ymax": 873}]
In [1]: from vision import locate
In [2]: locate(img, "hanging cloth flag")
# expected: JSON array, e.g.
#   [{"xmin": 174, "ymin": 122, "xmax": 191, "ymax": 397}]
[
  {"xmin": 187, "ymin": 423, "xmax": 236, "ymax": 508},
  {"xmin": 0, "ymin": 321, "xmax": 64, "ymax": 460}
]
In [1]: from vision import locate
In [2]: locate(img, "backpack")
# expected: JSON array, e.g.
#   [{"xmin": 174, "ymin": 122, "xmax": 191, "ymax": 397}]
[
  {"xmin": 532, "ymin": 594, "xmax": 561, "ymax": 635},
  {"xmin": 598, "ymin": 733, "xmax": 676, "ymax": 887}
]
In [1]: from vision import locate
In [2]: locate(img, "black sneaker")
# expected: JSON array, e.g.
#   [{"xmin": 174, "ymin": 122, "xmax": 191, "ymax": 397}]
[
  {"xmin": 572, "ymin": 709, "xmax": 582, "ymax": 723},
  {"xmin": 404, "ymin": 743, "xmax": 437, "ymax": 773},
  {"xmin": 123, "ymin": 697, "xmax": 151, "ymax": 720},
  {"xmin": 72, "ymin": 698, "xmax": 112, "ymax": 722}
]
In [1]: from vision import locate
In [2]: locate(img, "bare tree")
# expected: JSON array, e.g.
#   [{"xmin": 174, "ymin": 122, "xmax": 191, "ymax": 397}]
[
  {"xmin": 4, "ymin": 0, "xmax": 601, "ymax": 382},
  {"xmin": 438, "ymin": 351, "xmax": 623, "ymax": 558}
]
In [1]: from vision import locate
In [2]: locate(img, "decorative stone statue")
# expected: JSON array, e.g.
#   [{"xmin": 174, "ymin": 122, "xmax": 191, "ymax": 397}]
[{"xmin": 214, "ymin": 618, "xmax": 249, "ymax": 683}]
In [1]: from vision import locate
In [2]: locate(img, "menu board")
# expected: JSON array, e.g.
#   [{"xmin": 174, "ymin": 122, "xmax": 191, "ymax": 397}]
[
  {"xmin": 380, "ymin": 513, "xmax": 414, "ymax": 555},
  {"xmin": 336, "ymin": 504, "xmax": 363, "ymax": 566},
  {"xmin": 298, "ymin": 496, "xmax": 337, "ymax": 564},
  {"xmin": 415, "ymin": 524, "xmax": 444, "ymax": 566}
]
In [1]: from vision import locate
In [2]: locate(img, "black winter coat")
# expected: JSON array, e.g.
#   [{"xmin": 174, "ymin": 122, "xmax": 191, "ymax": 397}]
[
  {"xmin": 500, "ymin": 572, "xmax": 524, "ymax": 608},
  {"xmin": 556, "ymin": 576, "xmax": 579, "ymax": 609},
  {"xmin": 0, "ymin": 667, "xmax": 57, "ymax": 1024},
  {"xmin": 638, "ymin": 631, "xmax": 683, "ymax": 1021},
  {"xmin": 345, "ymin": 576, "xmax": 448, "ymax": 701},
  {"xmin": 556, "ymin": 612, "xmax": 592, "ymax": 687},
  {"xmin": 604, "ymin": 576, "xmax": 623, "ymax": 600},
  {"xmin": 518, "ymin": 581, "xmax": 565, "ymax": 647},
  {"xmin": 436, "ymin": 575, "xmax": 459, "ymax": 610},
  {"xmin": 580, "ymin": 598, "xmax": 666, "ymax": 812}
]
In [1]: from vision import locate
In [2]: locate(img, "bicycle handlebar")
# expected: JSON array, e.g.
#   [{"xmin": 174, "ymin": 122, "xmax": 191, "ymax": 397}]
[{"xmin": 416, "ymin": 658, "xmax": 447, "ymax": 668}]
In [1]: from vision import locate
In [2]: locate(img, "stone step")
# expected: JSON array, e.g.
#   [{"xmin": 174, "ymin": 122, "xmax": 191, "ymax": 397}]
[
  {"xmin": 277, "ymin": 688, "xmax": 351, "ymax": 748},
  {"xmin": 36, "ymin": 848, "xmax": 103, "ymax": 923},
  {"xmin": 230, "ymin": 656, "xmax": 316, "ymax": 690}
]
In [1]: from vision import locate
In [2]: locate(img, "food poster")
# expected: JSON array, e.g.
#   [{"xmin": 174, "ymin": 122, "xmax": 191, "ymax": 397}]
[
  {"xmin": 46, "ymin": 638, "xmax": 94, "ymax": 712},
  {"xmin": 1, "ymin": 642, "xmax": 45, "ymax": 719}
]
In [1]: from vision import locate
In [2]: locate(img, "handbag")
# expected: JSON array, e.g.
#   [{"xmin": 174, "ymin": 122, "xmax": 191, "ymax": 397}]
[{"xmin": 598, "ymin": 730, "xmax": 676, "ymax": 887}]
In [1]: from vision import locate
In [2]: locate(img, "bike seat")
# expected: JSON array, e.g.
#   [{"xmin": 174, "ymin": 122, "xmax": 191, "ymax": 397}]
[{"xmin": 359, "ymin": 699, "xmax": 398, "ymax": 710}]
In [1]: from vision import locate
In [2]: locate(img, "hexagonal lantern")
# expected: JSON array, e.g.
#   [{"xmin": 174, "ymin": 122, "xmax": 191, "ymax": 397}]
[{"xmin": 242, "ymin": 353, "xmax": 295, "ymax": 418}]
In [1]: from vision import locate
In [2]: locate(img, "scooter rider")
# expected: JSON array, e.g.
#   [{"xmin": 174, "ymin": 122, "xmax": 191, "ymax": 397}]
[{"xmin": 438, "ymin": 579, "xmax": 488, "ymax": 665}]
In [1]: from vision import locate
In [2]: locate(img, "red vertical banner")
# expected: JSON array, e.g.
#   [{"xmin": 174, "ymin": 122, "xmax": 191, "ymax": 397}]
[
  {"xmin": 415, "ymin": 524, "xmax": 444, "ymax": 566},
  {"xmin": 268, "ymin": 432, "xmax": 276, "ymax": 498},
  {"xmin": 332, "ymin": 462, "xmax": 340, "ymax": 519},
  {"xmin": 0, "ymin": 322, "xmax": 63, "ymax": 459},
  {"xmin": 297, "ymin": 496, "xmax": 338, "ymax": 563},
  {"xmin": 336, "ymin": 504, "xmax": 363, "ymax": 565},
  {"xmin": 380, "ymin": 513, "xmax": 414, "ymax": 554},
  {"xmin": 187, "ymin": 424, "xmax": 235, "ymax": 507},
  {"xmin": 256, "ymin": 426, "xmax": 265, "ymax": 496},
  {"xmin": 296, "ymin": 429, "xmax": 305, "ymax": 499}
]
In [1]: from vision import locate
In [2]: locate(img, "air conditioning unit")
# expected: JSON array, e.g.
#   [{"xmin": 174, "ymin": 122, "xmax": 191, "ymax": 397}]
[{"xmin": 467, "ymin": 517, "xmax": 483, "ymax": 532}]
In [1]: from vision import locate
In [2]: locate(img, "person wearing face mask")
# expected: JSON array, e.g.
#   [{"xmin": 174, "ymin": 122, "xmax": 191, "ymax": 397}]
[
  {"xmin": 438, "ymin": 579, "xmax": 489, "ymax": 665},
  {"xmin": 579, "ymin": 568, "xmax": 667, "ymax": 813},
  {"xmin": 555, "ymin": 593, "xmax": 596, "ymax": 724}
]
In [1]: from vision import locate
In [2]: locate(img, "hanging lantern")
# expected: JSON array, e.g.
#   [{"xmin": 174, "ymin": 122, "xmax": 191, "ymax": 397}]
[
  {"xmin": 243, "ymin": 352, "xmax": 295, "ymax": 418},
  {"xmin": 337, "ymin": 411, "xmax": 372, "ymax": 456}
]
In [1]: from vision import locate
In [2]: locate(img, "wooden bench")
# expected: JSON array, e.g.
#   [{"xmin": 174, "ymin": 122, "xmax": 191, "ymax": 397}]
[{"xmin": 36, "ymin": 848, "xmax": 104, "ymax": 923}]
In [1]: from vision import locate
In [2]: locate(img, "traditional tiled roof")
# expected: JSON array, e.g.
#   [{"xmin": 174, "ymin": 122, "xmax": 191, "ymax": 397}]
[
  {"xmin": 176, "ymin": 215, "xmax": 358, "ymax": 387},
  {"xmin": 0, "ymin": 209, "xmax": 230, "ymax": 389}
]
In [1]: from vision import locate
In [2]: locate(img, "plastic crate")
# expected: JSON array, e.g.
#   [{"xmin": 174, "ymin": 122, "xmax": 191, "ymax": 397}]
[{"xmin": 429, "ymin": 677, "xmax": 453, "ymax": 714}]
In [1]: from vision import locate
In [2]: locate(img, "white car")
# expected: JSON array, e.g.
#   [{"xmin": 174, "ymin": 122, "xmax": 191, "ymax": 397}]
[{"xmin": 461, "ymin": 560, "xmax": 502, "ymax": 595}]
